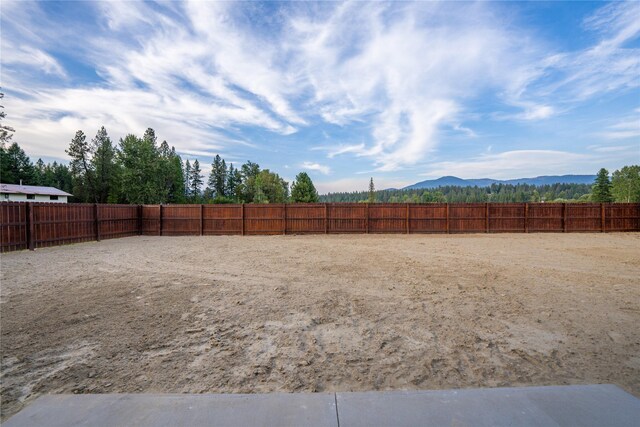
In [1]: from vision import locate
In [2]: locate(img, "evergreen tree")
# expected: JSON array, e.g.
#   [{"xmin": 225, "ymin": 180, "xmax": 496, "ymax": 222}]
[
  {"xmin": 66, "ymin": 130, "xmax": 96, "ymax": 201},
  {"xmin": 291, "ymin": 172, "xmax": 319, "ymax": 202},
  {"xmin": 368, "ymin": 177, "xmax": 376, "ymax": 203},
  {"xmin": 190, "ymin": 159, "xmax": 203, "ymax": 201},
  {"xmin": 157, "ymin": 142, "xmax": 185, "ymax": 203},
  {"xmin": 208, "ymin": 154, "xmax": 228, "ymax": 198},
  {"xmin": 592, "ymin": 168, "xmax": 613, "ymax": 203},
  {"xmin": 226, "ymin": 163, "xmax": 242, "ymax": 202},
  {"xmin": 0, "ymin": 142, "xmax": 35, "ymax": 184},
  {"xmin": 34, "ymin": 158, "xmax": 46, "ymax": 185},
  {"xmin": 91, "ymin": 126, "xmax": 117, "ymax": 203},
  {"xmin": 611, "ymin": 165, "xmax": 640, "ymax": 202},
  {"xmin": 0, "ymin": 90, "xmax": 15, "ymax": 144},
  {"xmin": 184, "ymin": 159, "xmax": 191, "ymax": 199}
]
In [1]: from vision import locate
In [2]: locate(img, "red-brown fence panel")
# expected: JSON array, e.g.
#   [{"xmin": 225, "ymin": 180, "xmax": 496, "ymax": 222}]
[
  {"xmin": 0, "ymin": 202, "xmax": 28, "ymax": 252},
  {"xmin": 328, "ymin": 203, "xmax": 367, "ymax": 233},
  {"xmin": 449, "ymin": 203, "xmax": 486, "ymax": 233},
  {"xmin": 161, "ymin": 204, "xmax": 201, "ymax": 236},
  {"xmin": 409, "ymin": 204, "xmax": 447, "ymax": 233},
  {"xmin": 2, "ymin": 202, "xmax": 639, "ymax": 252},
  {"xmin": 244, "ymin": 204, "xmax": 285, "ymax": 235},
  {"xmin": 142, "ymin": 205, "xmax": 160, "ymax": 235},
  {"xmin": 528, "ymin": 203, "xmax": 564, "ymax": 232},
  {"xmin": 606, "ymin": 203, "xmax": 640, "ymax": 232},
  {"xmin": 203, "ymin": 204, "xmax": 242, "ymax": 235},
  {"xmin": 285, "ymin": 204, "xmax": 326, "ymax": 234},
  {"xmin": 99, "ymin": 204, "xmax": 138, "ymax": 239},
  {"xmin": 566, "ymin": 203, "xmax": 601, "ymax": 232},
  {"xmin": 32, "ymin": 203, "xmax": 95, "ymax": 248},
  {"xmin": 369, "ymin": 204, "xmax": 407, "ymax": 233},
  {"xmin": 489, "ymin": 203, "xmax": 525, "ymax": 232}
]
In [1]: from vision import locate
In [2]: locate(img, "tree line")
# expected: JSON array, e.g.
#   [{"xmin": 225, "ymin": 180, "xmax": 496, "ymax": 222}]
[
  {"xmin": 322, "ymin": 167, "xmax": 640, "ymax": 204},
  {"xmin": 1, "ymin": 126, "xmax": 320, "ymax": 204}
]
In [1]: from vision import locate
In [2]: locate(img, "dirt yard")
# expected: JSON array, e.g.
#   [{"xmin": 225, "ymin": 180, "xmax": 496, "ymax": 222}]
[{"xmin": 1, "ymin": 234, "xmax": 639, "ymax": 420}]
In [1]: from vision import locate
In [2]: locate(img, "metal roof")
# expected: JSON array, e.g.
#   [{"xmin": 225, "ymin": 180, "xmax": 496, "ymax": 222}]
[{"xmin": 0, "ymin": 183, "xmax": 73, "ymax": 196}]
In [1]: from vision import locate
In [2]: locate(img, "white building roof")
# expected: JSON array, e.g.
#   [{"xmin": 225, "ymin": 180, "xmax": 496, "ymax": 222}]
[{"xmin": 0, "ymin": 183, "xmax": 73, "ymax": 196}]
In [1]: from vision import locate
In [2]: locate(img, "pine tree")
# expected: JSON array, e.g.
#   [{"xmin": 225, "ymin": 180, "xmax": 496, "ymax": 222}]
[
  {"xmin": 592, "ymin": 168, "xmax": 613, "ymax": 203},
  {"xmin": 208, "ymin": 154, "xmax": 228, "ymax": 198},
  {"xmin": 190, "ymin": 159, "xmax": 203, "ymax": 201},
  {"xmin": 184, "ymin": 159, "xmax": 191, "ymax": 199},
  {"xmin": 34, "ymin": 158, "xmax": 46, "ymax": 185},
  {"xmin": 368, "ymin": 177, "xmax": 376, "ymax": 203},
  {"xmin": 91, "ymin": 126, "xmax": 117, "ymax": 203},
  {"xmin": 0, "ymin": 142, "xmax": 35, "ymax": 184},
  {"xmin": 291, "ymin": 172, "xmax": 319, "ymax": 202},
  {"xmin": 66, "ymin": 131, "xmax": 96, "ymax": 201},
  {"xmin": 226, "ymin": 163, "xmax": 242, "ymax": 202},
  {"xmin": 0, "ymin": 90, "xmax": 15, "ymax": 144}
]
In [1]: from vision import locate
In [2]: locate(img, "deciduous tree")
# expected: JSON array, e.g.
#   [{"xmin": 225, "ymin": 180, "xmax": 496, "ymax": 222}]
[{"xmin": 612, "ymin": 165, "xmax": 640, "ymax": 202}]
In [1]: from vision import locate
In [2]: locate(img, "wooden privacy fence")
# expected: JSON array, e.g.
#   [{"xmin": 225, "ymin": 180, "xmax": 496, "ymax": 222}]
[{"xmin": 1, "ymin": 202, "xmax": 639, "ymax": 252}]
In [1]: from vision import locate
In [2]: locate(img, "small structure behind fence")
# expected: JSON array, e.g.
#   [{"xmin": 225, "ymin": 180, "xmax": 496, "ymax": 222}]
[{"xmin": 1, "ymin": 202, "xmax": 639, "ymax": 252}]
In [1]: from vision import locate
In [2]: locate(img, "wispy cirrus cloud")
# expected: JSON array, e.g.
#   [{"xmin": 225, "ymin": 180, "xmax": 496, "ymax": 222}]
[{"xmin": 1, "ymin": 0, "xmax": 638, "ymax": 190}]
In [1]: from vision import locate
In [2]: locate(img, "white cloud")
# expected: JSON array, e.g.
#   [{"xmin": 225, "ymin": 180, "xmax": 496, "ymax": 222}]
[
  {"xmin": 301, "ymin": 162, "xmax": 331, "ymax": 175},
  {"xmin": 1, "ymin": 0, "xmax": 638, "ymax": 175},
  {"xmin": 1, "ymin": 44, "xmax": 66, "ymax": 77}
]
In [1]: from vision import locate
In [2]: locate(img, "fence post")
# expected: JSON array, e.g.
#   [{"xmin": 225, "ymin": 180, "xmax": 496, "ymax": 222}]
[
  {"xmin": 94, "ymin": 203, "xmax": 101, "ymax": 242},
  {"xmin": 27, "ymin": 203, "xmax": 35, "ymax": 251},
  {"xmin": 406, "ymin": 203, "xmax": 410, "ymax": 234},
  {"xmin": 200, "ymin": 204, "xmax": 204, "ymax": 236},
  {"xmin": 563, "ymin": 203, "xmax": 567, "ymax": 233},
  {"xmin": 524, "ymin": 203, "xmax": 529, "ymax": 233},
  {"xmin": 159, "ymin": 204, "xmax": 163, "ymax": 236},
  {"xmin": 324, "ymin": 203, "xmax": 328, "ymax": 234},
  {"xmin": 446, "ymin": 204, "xmax": 450, "ymax": 234},
  {"xmin": 601, "ymin": 203, "xmax": 605, "ymax": 233},
  {"xmin": 283, "ymin": 204, "xmax": 287, "ymax": 235},
  {"xmin": 137, "ymin": 205, "xmax": 142, "ymax": 236},
  {"xmin": 241, "ymin": 204, "xmax": 245, "ymax": 236},
  {"xmin": 366, "ymin": 203, "xmax": 369, "ymax": 234},
  {"xmin": 485, "ymin": 203, "xmax": 489, "ymax": 233}
]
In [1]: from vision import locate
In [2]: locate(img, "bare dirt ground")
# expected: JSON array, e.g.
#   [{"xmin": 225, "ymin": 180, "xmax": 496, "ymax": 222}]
[{"xmin": 1, "ymin": 234, "xmax": 639, "ymax": 420}]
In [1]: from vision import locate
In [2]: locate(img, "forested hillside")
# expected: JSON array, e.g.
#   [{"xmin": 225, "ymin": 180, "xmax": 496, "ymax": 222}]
[{"xmin": 320, "ymin": 183, "xmax": 594, "ymax": 203}]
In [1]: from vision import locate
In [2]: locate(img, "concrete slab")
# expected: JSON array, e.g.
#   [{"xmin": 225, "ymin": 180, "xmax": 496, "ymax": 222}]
[
  {"xmin": 336, "ymin": 384, "xmax": 640, "ymax": 427},
  {"xmin": 3, "ymin": 393, "xmax": 339, "ymax": 427}
]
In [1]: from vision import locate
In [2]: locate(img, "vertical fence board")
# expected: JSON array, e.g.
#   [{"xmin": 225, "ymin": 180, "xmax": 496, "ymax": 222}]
[
  {"xmin": 408, "ymin": 204, "xmax": 448, "ymax": 233},
  {"xmin": 0, "ymin": 202, "xmax": 28, "ymax": 252},
  {"xmin": 142, "ymin": 205, "xmax": 161, "ymax": 235},
  {"xmin": 369, "ymin": 204, "xmax": 407, "ymax": 233},
  {"xmin": 203, "ymin": 204, "xmax": 242, "ymax": 235},
  {"xmin": 244, "ymin": 204, "xmax": 285, "ymax": 235},
  {"xmin": 161, "ymin": 205, "xmax": 201, "ymax": 235},
  {"xmin": 285, "ymin": 204, "xmax": 325, "ymax": 234},
  {"xmin": 328, "ymin": 203, "xmax": 367, "ymax": 233}
]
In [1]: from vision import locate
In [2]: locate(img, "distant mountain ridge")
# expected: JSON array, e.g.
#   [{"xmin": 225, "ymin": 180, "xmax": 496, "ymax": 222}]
[{"xmin": 403, "ymin": 175, "xmax": 596, "ymax": 190}]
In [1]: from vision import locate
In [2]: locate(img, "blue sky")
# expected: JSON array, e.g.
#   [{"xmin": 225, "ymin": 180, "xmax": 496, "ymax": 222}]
[{"xmin": 1, "ymin": 1, "xmax": 639, "ymax": 192}]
